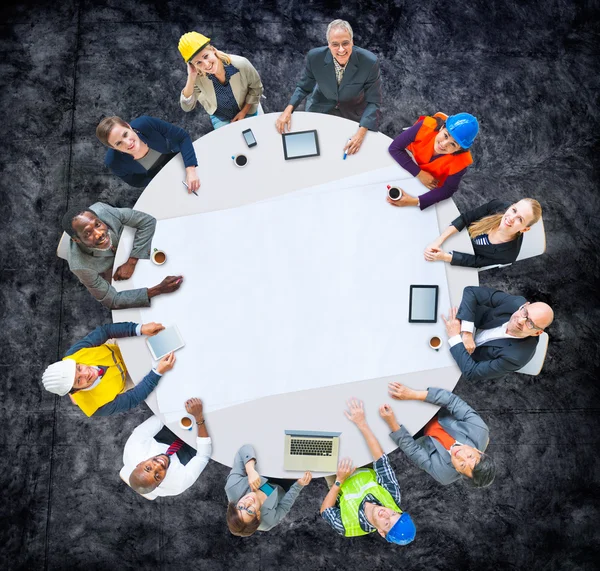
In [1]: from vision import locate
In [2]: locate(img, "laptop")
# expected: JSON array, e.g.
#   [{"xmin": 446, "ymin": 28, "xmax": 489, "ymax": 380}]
[{"xmin": 283, "ymin": 430, "xmax": 341, "ymax": 472}]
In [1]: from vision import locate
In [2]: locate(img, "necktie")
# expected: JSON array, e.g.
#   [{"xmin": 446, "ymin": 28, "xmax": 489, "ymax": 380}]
[{"xmin": 165, "ymin": 438, "xmax": 184, "ymax": 456}]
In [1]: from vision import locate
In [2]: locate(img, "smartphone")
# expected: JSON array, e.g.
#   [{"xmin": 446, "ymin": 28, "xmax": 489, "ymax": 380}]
[{"xmin": 242, "ymin": 128, "xmax": 257, "ymax": 148}]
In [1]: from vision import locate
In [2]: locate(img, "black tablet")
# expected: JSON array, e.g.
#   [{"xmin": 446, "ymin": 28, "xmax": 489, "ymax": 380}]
[
  {"xmin": 282, "ymin": 130, "xmax": 320, "ymax": 160},
  {"xmin": 408, "ymin": 285, "xmax": 439, "ymax": 323}
]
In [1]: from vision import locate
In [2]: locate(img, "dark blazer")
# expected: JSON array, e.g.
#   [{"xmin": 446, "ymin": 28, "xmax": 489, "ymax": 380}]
[
  {"xmin": 450, "ymin": 199, "xmax": 523, "ymax": 268},
  {"xmin": 390, "ymin": 388, "xmax": 490, "ymax": 485},
  {"xmin": 451, "ymin": 286, "xmax": 539, "ymax": 381},
  {"xmin": 288, "ymin": 46, "xmax": 382, "ymax": 131},
  {"xmin": 105, "ymin": 116, "xmax": 198, "ymax": 187}
]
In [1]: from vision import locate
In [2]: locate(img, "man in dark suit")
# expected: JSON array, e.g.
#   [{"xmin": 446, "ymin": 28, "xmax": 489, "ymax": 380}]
[
  {"xmin": 443, "ymin": 286, "xmax": 554, "ymax": 381},
  {"xmin": 275, "ymin": 19, "xmax": 382, "ymax": 155},
  {"xmin": 382, "ymin": 383, "xmax": 495, "ymax": 487}
]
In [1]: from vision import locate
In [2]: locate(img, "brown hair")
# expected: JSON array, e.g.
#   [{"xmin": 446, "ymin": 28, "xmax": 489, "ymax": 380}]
[
  {"xmin": 190, "ymin": 45, "xmax": 232, "ymax": 77},
  {"xmin": 96, "ymin": 116, "xmax": 129, "ymax": 147},
  {"xmin": 468, "ymin": 198, "xmax": 542, "ymax": 240},
  {"xmin": 226, "ymin": 502, "xmax": 260, "ymax": 537}
]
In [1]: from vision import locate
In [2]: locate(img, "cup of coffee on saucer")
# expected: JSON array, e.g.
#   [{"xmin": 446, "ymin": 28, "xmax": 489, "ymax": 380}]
[
  {"xmin": 429, "ymin": 336, "xmax": 443, "ymax": 351},
  {"xmin": 152, "ymin": 248, "xmax": 166, "ymax": 266},
  {"xmin": 179, "ymin": 414, "xmax": 194, "ymax": 431},
  {"xmin": 387, "ymin": 185, "xmax": 403, "ymax": 201},
  {"xmin": 232, "ymin": 154, "xmax": 248, "ymax": 168}
]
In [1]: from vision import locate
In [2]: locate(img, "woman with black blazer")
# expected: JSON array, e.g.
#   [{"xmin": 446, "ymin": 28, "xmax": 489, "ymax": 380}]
[{"xmin": 424, "ymin": 198, "xmax": 542, "ymax": 268}]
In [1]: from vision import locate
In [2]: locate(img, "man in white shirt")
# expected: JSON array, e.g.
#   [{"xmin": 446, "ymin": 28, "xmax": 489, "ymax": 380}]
[
  {"xmin": 442, "ymin": 286, "xmax": 554, "ymax": 381},
  {"xmin": 121, "ymin": 398, "xmax": 211, "ymax": 500}
]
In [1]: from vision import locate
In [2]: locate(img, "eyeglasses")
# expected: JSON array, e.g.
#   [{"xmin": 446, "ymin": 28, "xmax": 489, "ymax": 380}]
[
  {"xmin": 518, "ymin": 304, "xmax": 543, "ymax": 331},
  {"xmin": 237, "ymin": 504, "xmax": 256, "ymax": 516},
  {"xmin": 329, "ymin": 41, "xmax": 352, "ymax": 49}
]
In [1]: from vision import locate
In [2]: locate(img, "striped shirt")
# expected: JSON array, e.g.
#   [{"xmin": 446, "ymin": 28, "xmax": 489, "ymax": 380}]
[
  {"xmin": 472, "ymin": 233, "xmax": 491, "ymax": 246},
  {"xmin": 209, "ymin": 64, "xmax": 241, "ymax": 121},
  {"xmin": 321, "ymin": 454, "xmax": 402, "ymax": 536}
]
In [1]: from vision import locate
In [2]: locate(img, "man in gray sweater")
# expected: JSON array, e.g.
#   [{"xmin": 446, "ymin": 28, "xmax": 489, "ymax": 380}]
[{"xmin": 61, "ymin": 202, "xmax": 183, "ymax": 309}]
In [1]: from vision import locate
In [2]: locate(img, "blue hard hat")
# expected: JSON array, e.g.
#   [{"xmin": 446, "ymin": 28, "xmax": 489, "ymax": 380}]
[
  {"xmin": 445, "ymin": 113, "xmax": 479, "ymax": 149},
  {"xmin": 385, "ymin": 512, "xmax": 416, "ymax": 545}
]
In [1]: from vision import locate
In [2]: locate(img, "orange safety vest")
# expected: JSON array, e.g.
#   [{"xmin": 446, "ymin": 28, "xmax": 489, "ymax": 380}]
[
  {"xmin": 406, "ymin": 112, "xmax": 473, "ymax": 187},
  {"xmin": 65, "ymin": 344, "xmax": 127, "ymax": 417}
]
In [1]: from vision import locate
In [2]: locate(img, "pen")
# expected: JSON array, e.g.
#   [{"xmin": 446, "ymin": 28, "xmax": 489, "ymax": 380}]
[
  {"xmin": 343, "ymin": 138, "xmax": 352, "ymax": 160},
  {"xmin": 182, "ymin": 181, "xmax": 198, "ymax": 196}
]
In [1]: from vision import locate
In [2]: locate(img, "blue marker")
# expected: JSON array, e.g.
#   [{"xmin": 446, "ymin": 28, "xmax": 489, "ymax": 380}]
[{"xmin": 343, "ymin": 138, "xmax": 352, "ymax": 160}]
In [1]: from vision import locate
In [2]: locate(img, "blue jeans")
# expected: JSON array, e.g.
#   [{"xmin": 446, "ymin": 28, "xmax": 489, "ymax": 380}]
[{"xmin": 210, "ymin": 110, "xmax": 258, "ymax": 130}]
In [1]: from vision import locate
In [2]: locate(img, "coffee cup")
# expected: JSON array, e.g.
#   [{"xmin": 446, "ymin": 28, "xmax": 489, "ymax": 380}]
[
  {"xmin": 152, "ymin": 248, "xmax": 167, "ymax": 266},
  {"xmin": 179, "ymin": 414, "xmax": 194, "ymax": 431},
  {"xmin": 232, "ymin": 154, "xmax": 248, "ymax": 168},
  {"xmin": 387, "ymin": 185, "xmax": 402, "ymax": 201},
  {"xmin": 429, "ymin": 336, "xmax": 443, "ymax": 351}
]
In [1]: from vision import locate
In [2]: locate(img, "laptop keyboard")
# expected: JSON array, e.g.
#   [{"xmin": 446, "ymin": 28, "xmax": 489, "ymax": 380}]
[{"xmin": 290, "ymin": 438, "xmax": 333, "ymax": 456}]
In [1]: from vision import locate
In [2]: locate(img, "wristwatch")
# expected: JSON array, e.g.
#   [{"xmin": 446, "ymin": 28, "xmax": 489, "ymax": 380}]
[{"xmin": 334, "ymin": 480, "xmax": 341, "ymax": 487}]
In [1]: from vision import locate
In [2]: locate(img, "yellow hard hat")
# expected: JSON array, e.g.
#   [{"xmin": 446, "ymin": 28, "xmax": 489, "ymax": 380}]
[{"xmin": 178, "ymin": 31, "xmax": 211, "ymax": 62}]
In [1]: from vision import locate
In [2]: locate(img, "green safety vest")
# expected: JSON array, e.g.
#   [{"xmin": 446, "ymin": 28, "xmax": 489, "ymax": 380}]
[{"xmin": 339, "ymin": 468, "xmax": 401, "ymax": 537}]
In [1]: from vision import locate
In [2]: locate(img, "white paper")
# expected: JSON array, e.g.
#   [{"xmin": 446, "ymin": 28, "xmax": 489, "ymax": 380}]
[{"xmin": 129, "ymin": 173, "xmax": 451, "ymax": 414}]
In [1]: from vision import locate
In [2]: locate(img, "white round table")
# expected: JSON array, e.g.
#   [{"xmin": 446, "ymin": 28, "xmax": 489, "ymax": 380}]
[{"xmin": 112, "ymin": 112, "xmax": 478, "ymax": 477}]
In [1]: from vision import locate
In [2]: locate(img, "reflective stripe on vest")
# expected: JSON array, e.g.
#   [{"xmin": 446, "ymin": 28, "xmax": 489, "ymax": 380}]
[
  {"xmin": 66, "ymin": 344, "xmax": 127, "ymax": 417},
  {"xmin": 406, "ymin": 114, "xmax": 473, "ymax": 187},
  {"xmin": 339, "ymin": 468, "xmax": 401, "ymax": 537}
]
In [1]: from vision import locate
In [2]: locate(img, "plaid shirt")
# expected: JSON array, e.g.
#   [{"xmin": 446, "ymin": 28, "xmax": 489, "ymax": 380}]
[
  {"xmin": 321, "ymin": 454, "xmax": 402, "ymax": 536},
  {"xmin": 332, "ymin": 57, "xmax": 346, "ymax": 85}
]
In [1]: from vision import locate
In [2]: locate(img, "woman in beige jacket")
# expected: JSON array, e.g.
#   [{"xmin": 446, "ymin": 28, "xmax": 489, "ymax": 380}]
[{"xmin": 178, "ymin": 32, "xmax": 263, "ymax": 129}]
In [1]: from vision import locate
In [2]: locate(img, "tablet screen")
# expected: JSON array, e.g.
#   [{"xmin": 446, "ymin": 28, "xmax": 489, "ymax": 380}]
[
  {"xmin": 409, "ymin": 285, "xmax": 439, "ymax": 323},
  {"xmin": 282, "ymin": 130, "xmax": 320, "ymax": 160},
  {"xmin": 146, "ymin": 326, "xmax": 185, "ymax": 360}
]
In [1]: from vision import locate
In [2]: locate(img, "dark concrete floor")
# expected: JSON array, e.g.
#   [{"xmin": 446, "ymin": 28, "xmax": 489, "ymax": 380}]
[{"xmin": 0, "ymin": 1, "xmax": 599, "ymax": 569}]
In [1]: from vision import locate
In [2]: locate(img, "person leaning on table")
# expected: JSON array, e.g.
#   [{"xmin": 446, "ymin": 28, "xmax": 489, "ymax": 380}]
[
  {"xmin": 387, "ymin": 111, "xmax": 479, "ymax": 210},
  {"xmin": 178, "ymin": 31, "xmax": 263, "ymax": 130},
  {"xmin": 424, "ymin": 198, "xmax": 542, "ymax": 268},
  {"xmin": 96, "ymin": 115, "xmax": 200, "ymax": 191},
  {"xmin": 225, "ymin": 444, "xmax": 312, "ymax": 536},
  {"xmin": 275, "ymin": 19, "xmax": 382, "ymax": 156},
  {"xmin": 62, "ymin": 202, "xmax": 183, "ymax": 310},
  {"xmin": 41, "ymin": 321, "xmax": 175, "ymax": 417},
  {"xmin": 381, "ymin": 384, "xmax": 495, "ymax": 487},
  {"xmin": 319, "ymin": 399, "xmax": 416, "ymax": 545},
  {"xmin": 443, "ymin": 286, "xmax": 554, "ymax": 382},
  {"xmin": 121, "ymin": 398, "xmax": 211, "ymax": 500}
]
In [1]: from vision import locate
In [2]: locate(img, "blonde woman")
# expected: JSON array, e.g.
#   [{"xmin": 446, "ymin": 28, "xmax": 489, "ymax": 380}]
[
  {"xmin": 424, "ymin": 198, "xmax": 542, "ymax": 268},
  {"xmin": 178, "ymin": 32, "xmax": 263, "ymax": 129}
]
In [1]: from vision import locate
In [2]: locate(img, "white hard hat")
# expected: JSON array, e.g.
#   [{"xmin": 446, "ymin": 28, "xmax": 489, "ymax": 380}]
[{"xmin": 42, "ymin": 359, "xmax": 76, "ymax": 396}]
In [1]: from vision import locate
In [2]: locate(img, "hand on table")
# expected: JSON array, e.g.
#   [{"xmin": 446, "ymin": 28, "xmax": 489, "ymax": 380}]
[
  {"xmin": 156, "ymin": 351, "xmax": 176, "ymax": 375},
  {"xmin": 276, "ymin": 109, "xmax": 292, "ymax": 134},
  {"xmin": 424, "ymin": 247, "xmax": 451, "ymax": 262},
  {"xmin": 185, "ymin": 167, "xmax": 200, "ymax": 192},
  {"xmin": 335, "ymin": 458, "xmax": 355, "ymax": 484},
  {"xmin": 113, "ymin": 258, "xmax": 138, "ymax": 281},
  {"xmin": 387, "ymin": 382, "xmax": 418, "ymax": 401},
  {"xmin": 151, "ymin": 275, "xmax": 184, "ymax": 297},
  {"xmin": 344, "ymin": 129, "xmax": 366, "ymax": 156},
  {"xmin": 185, "ymin": 397, "xmax": 204, "ymax": 421},
  {"xmin": 297, "ymin": 471, "xmax": 313, "ymax": 487},
  {"xmin": 344, "ymin": 398, "xmax": 367, "ymax": 428},
  {"xmin": 442, "ymin": 307, "xmax": 462, "ymax": 338},
  {"xmin": 379, "ymin": 404, "xmax": 400, "ymax": 432},
  {"xmin": 416, "ymin": 170, "xmax": 438, "ymax": 189},
  {"xmin": 141, "ymin": 322, "xmax": 165, "ymax": 336},
  {"xmin": 386, "ymin": 189, "xmax": 419, "ymax": 208},
  {"xmin": 247, "ymin": 466, "xmax": 261, "ymax": 491},
  {"xmin": 462, "ymin": 331, "xmax": 476, "ymax": 354}
]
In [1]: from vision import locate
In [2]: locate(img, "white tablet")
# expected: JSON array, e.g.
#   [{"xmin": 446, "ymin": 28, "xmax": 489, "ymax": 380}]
[
  {"xmin": 282, "ymin": 130, "xmax": 320, "ymax": 160},
  {"xmin": 146, "ymin": 325, "xmax": 185, "ymax": 360},
  {"xmin": 408, "ymin": 285, "xmax": 439, "ymax": 323}
]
